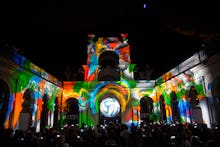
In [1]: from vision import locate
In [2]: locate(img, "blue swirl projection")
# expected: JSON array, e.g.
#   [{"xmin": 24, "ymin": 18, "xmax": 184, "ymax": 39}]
[
  {"xmin": 88, "ymin": 54, "xmax": 98, "ymax": 76},
  {"xmin": 89, "ymin": 81, "xmax": 111, "ymax": 114},
  {"xmin": 100, "ymin": 97, "xmax": 120, "ymax": 117}
]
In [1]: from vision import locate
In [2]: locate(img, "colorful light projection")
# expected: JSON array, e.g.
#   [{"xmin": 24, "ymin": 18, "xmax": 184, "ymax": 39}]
[
  {"xmin": 62, "ymin": 80, "xmax": 156, "ymax": 127},
  {"xmin": 13, "ymin": 73, "xmax": 61, "ymax": 131},
  {"xmin": 156, "ymin": 70, "xmax": 206, "ymax": 124},
  {"xmin": 0, "ymin": 35, "xmax": 215, "ymax": 130},
  {"xmin": 83, "ymin": 34, "xmax": 132, "ymax": 82},
  {"xmin": 0, "ymin": 51, "xmax": 61, "ymax": 131},
  {"xmin": 62, "ymin": 34, "xmax": 208, "ymax": 127},
  {"xmin": 62, "ymin": 33, "xmax": 157, "ymax": 126}
]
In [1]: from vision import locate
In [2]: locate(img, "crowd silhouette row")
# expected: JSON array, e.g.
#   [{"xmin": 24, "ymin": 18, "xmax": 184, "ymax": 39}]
[{"xmin": 0, "ymin": 121, "xmax": 220, "ymax": 147}]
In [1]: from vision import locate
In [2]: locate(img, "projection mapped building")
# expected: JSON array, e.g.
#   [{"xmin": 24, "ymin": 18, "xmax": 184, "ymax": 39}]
[
  {"xmin": 61, "ymin": 34, "xmax": 154, "ymax": 127},
  {"xmin": 0, "ymin": 34, "xmax": 220, "ymax": 132}
]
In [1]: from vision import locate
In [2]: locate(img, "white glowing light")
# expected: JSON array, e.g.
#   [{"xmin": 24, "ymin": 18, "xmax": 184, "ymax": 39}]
[{"xmin": 100, "ymin": 98, "xmax": 120, "ymax": 117}]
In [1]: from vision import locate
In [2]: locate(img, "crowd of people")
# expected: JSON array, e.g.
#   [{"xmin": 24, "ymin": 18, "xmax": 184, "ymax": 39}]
[{"xmin": 0, "ymin": 122, "xmax": 219, "ymax": 147}]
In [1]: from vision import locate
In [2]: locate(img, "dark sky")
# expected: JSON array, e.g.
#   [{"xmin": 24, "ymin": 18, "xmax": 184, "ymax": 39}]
[{"xmin": 0, "ymin": 0, "xmax": 219, "ymax": 80}]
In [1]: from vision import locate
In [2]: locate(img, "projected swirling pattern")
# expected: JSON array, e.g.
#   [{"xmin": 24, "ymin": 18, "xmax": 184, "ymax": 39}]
[
  {"xmin": 1, "ymin": 53, "xmax": 61, "ymax": 131},
  {"xmin": 63, "ymin": 70, "xmax": 207, "ymax": 126},
  {"xmin": 60, "ymin": 35, "xmax": 208, "ymax": 127},
  {"xmin": 1, "ymin": 34, "xmax": 211, "ymax": 130}
]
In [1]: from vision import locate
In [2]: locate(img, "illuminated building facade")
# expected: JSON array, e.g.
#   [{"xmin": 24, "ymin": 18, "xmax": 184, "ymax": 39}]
[
  {"xmin": 0, "ymin": 34, "xmax": 220, "ymax": 132},
  {"xmin": 0, "ymin": 46, "xmax": 62, "ymax": 132}
]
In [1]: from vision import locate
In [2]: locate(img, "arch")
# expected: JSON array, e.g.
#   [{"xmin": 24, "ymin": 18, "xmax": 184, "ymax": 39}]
[
  {"xmin": 0, "ymin": 79, "xmax": 10, "ymax": 126},
  {"xmin": 98, "ymin": 51, "xmax": 120, "ymax": 81},
  {"xmin": 140, "ymin": 96, "xmax": 153, "ymax": 113},
  {"xmin": 98, "ymin": 51, "xmax": 119, "ymax": 67},
  {"xmin": 64, "ymin": 98, "xmax": 79, "ymax": 125},
  {"xmin": 140, "ymin": 96, "xmax": 153, "ymax": 123}
]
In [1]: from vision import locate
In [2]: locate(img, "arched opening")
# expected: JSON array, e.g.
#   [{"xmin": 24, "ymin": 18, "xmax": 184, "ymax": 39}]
[
  {"xmin": 99, "ymin": 50, "xmax": 119, "ymax": 66},
  {"xmin": 40, "ymin": 94, "xmax": 49, "ymax": 132},
  {"xmin": 159, "ymin": 95, "xmax": 166, "ymax": 123},
  {"xmin": 187, "ymin": 86, "xmax": 203, "ymax": 123},
  {"xmin": 140, "ymin": 96, "xmax": 153, "ymax": 123},
  {"xmin": 64, "ymin": 98, "xmax": 79, "ymax": 125},
  {"xmin": 0, "ymin": 79, "xmax": 10, "ymax": 126},
  {"xmin": 98, "ymin": 51, "xmax": 120, "ymax": 81},
  {"xmin": 170, "ymin": 92, "xmax": 180, "ymax": 123},
  {"xmin": 99, "ymin": 93, "xmax": 121, "ymax": 125},
  {"xmin": 19, "ymin": 88, "xmax": 35, "ymax": 131}
]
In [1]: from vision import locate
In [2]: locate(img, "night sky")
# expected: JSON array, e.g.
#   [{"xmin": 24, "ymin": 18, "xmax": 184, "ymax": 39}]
[{"xmin": 0, "ymin": 0, "xmax": 219, "ymax": 80}]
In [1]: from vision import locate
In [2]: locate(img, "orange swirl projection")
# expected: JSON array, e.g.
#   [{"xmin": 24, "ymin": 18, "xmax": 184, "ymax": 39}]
[
  {"xmin": 197, "ymin": 94, "xmax": 203, "ymax": 101},
  {"xmin": 165, "ymin": 103, "xmax": 172, "ymax": 116},
  {"xmin": 107, "ymin": 84, "xmax": 128, "ymax": 96},
  {"xmin": 37, "ymin": 98, "xmax": 42, "ymax": 120},
  {"xmin": 138, "ymin": 90, "xmax": 152, "ymax": 99},
  {"xmin": 133, "ymin": 115, "xmax": 138, "ymax": 122},
  {"xmin": 12, "ymin": 92, "xmax": 23, "ymax": 128},
  {"xmin": 132, "ymin": 106, "xmax": 140, "ymax": 122},
  {"xmin": 117, "ymin": 82, "xmax": 131, "ymax": 103},
  {"xmin": 119, "ymin": 45, "xmax": 131, "ymax": 63},
  {"xmin": 62, "ymin": 90, "xmax": 81, "ymax": 111},
  {"xmin": 63, "ymin": 90, "xmax": 80, "ymax": 98},
  {"xmin": 39, "ymin": 80, "xmax": 46, "ymax": 95}
]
